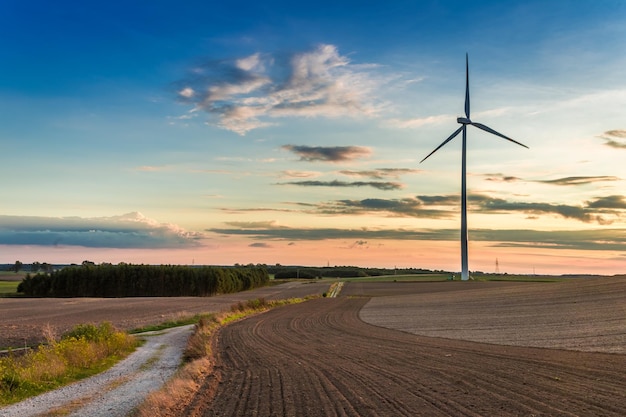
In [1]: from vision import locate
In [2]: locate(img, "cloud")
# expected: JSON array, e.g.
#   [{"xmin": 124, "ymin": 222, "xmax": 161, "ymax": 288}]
[
  {"xmin": 0, "ymin": 212, "xmax": 203, "ymax": 248},
  {"xmin": 315, "ymin": 197, "xmax": 449, "ymax": 218},
  {"xmin": 599, "ymin": 130, "xmax": 626, "ymax": 149},
  {"xmin": 349, "ymin": 240, "xmax": 369, "ymax": 249},
  {"xmin": 249, "ymin": 242, "xmax": 272, "ymax": 248},
  {"xmin": 586, "ymin": 195, "xmax": 626, "ymax": 209},
  {"xmin": 537, "ymin": 176, "xmax": 621, "ymax": 186},
  {"xmin": 482, "ymin": 173, "xmax": 522, "ymax": 183},
  {"xmin": 481, "ymin": 174, "xmax": 622, "ymax": 187},
  {"xmin": 279, "ymin": 170, "xmax": 321, "ymax": 179},
  {"xmin": 176, "ymin": 44, "xmax": 383, "ymax": 134},
  {"xmin": 206, "ymin": 224, "xmax": 626, "ymax": 252},
  {"xmin": 218, "ymin": 196, "xmax": 446, "ymax": 218},
  {"xmin": 416, "ymin": 195, "xmax": 459, "ymax": 205},
  {"xmin": 134, "ymin": 165, "xmax": 170, "ymax": 172},
  {"xmin": 218, "ymin": 192, "xmax": 626, "ymax": 224},
  {"xmin": 280, "ymin": 180, "xmax": 402, "ymax": 191},
  {"xmin": 225, "ymin": 220, "xmax": 284, "ymax": 229},
  {"xmin": 387, "ymin": 114, "xmax": 451, "ymax": 129},
  {"xmin": 282, "ymin": 145, "xmax": 372, "ymax": 162},
  {"xmin": 477, "ymin": 198, "xmax": 603, "ymax": 223},
  {"xmin": 208, "ymin": 225, "xmax": 457, "ymax": 241},
  {"xmin": 414, "ymin": 193, "xmax": 625, "ymax": 225},
  {"xmin": 479, "ymin": 229, "xmax": 626, "ymax": 252},
  {"xmin": 339, "ymin": 168, "xmax": 421, "ymax": 179}
]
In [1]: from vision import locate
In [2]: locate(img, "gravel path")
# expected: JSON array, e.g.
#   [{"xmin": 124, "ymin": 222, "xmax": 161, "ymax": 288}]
[{"xmin": 0, "ymin": 325, "xmax": 194, "ymax": 417}]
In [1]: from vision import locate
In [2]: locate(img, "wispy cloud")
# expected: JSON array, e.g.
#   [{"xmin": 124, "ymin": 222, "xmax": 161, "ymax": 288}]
[
  {"xmin": 225, "ymin": 220, "xmax": 284, "ymax": 229},
  {"xmin": 279, "ymin": 170, "xmax": 321, "ymax": 179},
  {"xmin": 339, "ymin": 168, "xmax": 421, "ymax": 179},
  {"xmin": 0, "ymin": 212, "xmax": 203, "ymax": 248},
  {"xmin": 599, "ymin": 129, "xmax": 626, "ymax": 149},
  {"xmin": 537, "ymin": 176, "xmax": 621, "ymax": 186},
  {"xmin": 249, "ymin": 242, "xmax": 272, "ymax": 248},
  {"xmin": 282, "ymin": 145, "xmax": 372, "ymax": 162},
  {"xmin": 176, "ymin": 44, "xmax": 383, "ymax": 134},
  {"xmin": 280, "ymin": 180, "xmax": 402, "ymax": 191},
  {"xmin": 387, "ymin": 114, "xmax": 452, "ymax": 129},
  {"xmin": 482, "ymin": 173, "xmax": 523, "ymax": 183},
  {"xmin": 134, "ymin": 165, "xmax": 171, "ymax": 172}
]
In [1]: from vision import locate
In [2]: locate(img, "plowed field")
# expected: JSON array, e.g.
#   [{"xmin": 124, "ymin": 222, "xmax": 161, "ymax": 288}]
[
  {"xmin": 0, "ymin": 281, "xmax": 330, "ymax": 348},
  {"xmin": 182, "ymin": 278, "xmax": 626, "ymax": 417}
]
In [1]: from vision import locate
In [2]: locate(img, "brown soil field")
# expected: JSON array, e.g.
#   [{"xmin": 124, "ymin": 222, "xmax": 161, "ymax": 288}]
[
  {"xmin": 0, "ymin": 281, "xmax": 329, "ymax": 348},
  {"xmin": 355, "ymin": 277, "xmax": 626, "ymax": 353},
  {"xmin": 181, "ymin": 277, "xmax": 626, "ymax": 416},
  {"xmin": 3, "ymin": 277, "xmax": 625, "ymax": 415}
]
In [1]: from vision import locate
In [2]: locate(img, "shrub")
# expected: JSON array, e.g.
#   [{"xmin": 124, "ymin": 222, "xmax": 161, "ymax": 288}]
[{"xmin": 0, "ymin": 322, "xmax": 136, "ymax": 406}]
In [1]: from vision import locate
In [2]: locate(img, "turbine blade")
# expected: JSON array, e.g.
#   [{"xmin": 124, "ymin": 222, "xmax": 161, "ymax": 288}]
[
  {"xmin": 471, "ymin": 122, "xmax": 529, "ymax": 149},
  {"xmin": 420, "ymin": 126, "xmax": 464, "ymax": 163},
  {"xmin": 465, "ymin": 53, "xmax": 470, "ymax": 119}
]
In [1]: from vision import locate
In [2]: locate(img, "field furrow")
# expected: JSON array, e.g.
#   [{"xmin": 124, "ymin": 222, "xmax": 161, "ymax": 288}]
[{"xmin": 186, "ymin": 291, "xmax": 626, "ymax": 417}]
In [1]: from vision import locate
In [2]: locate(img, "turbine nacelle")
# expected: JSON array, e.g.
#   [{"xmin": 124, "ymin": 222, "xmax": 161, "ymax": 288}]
[{"xmin": 456, "ymin": 117, "xmax": 471, "ymax": 125}]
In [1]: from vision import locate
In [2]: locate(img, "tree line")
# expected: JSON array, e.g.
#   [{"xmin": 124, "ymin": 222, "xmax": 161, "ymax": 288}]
[
  {"xmin": 268, "ymin": 265, "xmax": 436, "ymax": 279},
  {"xmin": 17, "ymin": 263, "xmax": 269, "ymax": 297}
]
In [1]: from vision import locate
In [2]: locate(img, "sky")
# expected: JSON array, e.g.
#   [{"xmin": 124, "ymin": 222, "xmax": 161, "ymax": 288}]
[{"xmin": 1, "ymin": 0, "xmax": 625, "ymax": 275}]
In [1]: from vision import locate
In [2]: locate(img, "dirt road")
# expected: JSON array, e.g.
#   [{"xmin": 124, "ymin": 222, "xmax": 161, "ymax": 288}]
[{"xmin": 185, "ymin": 292, "xmax": 626, "ymax": 416}]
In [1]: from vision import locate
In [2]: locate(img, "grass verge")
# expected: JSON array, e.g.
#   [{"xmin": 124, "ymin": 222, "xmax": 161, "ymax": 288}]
[
  {"xmin": 0, "ymin": 281, "xmax": 20, "ymax": 297},
  {"xmin": 133, "ymin": 296, "xmax": 313, "ymax": 417},
  {"xmin": 129, "ymin": 313, "xmax": 214, "ymax": 334},
  {"xmin": 0, "ymin": 322, "xmax": 137, "ymax": 406}
]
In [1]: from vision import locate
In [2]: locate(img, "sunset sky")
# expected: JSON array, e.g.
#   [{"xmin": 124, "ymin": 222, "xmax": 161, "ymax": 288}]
[{"xmin": 1, "ymin": 0, "xmax": 625, "ymax": 275}]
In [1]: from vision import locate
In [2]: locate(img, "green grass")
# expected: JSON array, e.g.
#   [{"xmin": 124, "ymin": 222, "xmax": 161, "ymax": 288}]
[
  {"xmin": 0, "ymin": 271, "xmax": 26, "ymax": 297},
  {"xmin": 471, "ymin": 274, "xmax": 566, "ymax": 282},
  {"xmin": 339, "ymin": 273, "xmax": 451, "ymax": 282},
  {"xmin": 0, "ymin": 281, "xmax": 20, "ymax": 296},
  {"xmin": 129, "ymin": 313, "xmax": 215, "ymax": 334}
]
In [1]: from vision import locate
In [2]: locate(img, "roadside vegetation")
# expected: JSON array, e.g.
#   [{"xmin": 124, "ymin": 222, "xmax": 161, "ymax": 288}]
[
  {"xmin": 134, "ymin": 296, "xmax": 313, "ymax": 417},
  {"xmin": 0, "ymin": 322, "xmax": 137, "ymax": 406}
]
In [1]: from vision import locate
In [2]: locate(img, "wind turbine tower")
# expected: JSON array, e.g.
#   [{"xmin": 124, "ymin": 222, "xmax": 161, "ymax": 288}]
[{"xmin": 420, "ymin": 54, "xmax": 528, "ymax": 281}]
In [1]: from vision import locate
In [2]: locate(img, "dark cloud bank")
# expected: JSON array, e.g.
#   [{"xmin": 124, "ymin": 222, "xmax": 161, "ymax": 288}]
[{"xmin": 0, "ymin": 213, "xmax": 202, "ymax": 249}]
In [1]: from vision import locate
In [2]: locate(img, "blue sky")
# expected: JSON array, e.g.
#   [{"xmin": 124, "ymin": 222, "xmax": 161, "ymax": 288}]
[{"xmin": 1, "ymin": 0, "xmax": 625, "ymax": 274}]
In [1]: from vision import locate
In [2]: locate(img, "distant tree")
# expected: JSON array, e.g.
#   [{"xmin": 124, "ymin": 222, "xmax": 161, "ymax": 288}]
[
  {"xmin": 42, "ymin": 262, "xmax": 53, "ymax": 274},
  {"xmin": 13, "ymin": 260, "xmax": 23, "ymax": 273},
  {"xmin": 31, "ymin": 262, "xmax": 41, "ymax": 273}
]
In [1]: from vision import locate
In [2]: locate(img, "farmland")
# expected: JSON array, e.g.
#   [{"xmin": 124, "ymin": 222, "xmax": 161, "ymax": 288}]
[
  {"xmin": 1, "ymin": 276, "xmax": 625, "ymax": 416},
  {"xmin": 0, "ymin": 272, "xmax": 24, "ymax": 297},
  {"xmin": 178, "ymin": 276, "xmax": 626, "ymax": 416}
]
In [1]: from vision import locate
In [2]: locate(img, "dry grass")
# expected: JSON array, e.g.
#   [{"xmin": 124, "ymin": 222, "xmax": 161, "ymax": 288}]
[
  {"xmin": 136, "ymin": 357, "xmax": 213, "ymax": 417},
  {"xmin": 0, "ymin": 322, "xmax": 136, "ymax": 406}
]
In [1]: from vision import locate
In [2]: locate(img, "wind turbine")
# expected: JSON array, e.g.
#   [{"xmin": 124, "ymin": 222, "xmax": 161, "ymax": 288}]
[{"xmin": 420, "ymin": 54, "xmax": 528, "ymax": 281}]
